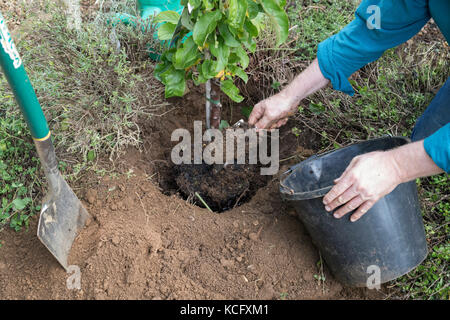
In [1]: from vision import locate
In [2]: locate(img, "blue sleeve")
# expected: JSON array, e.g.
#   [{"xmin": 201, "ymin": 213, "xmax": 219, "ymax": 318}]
[
  {"xmin": 424, "ymin": 123, "xmax": 450, "ymax": 173},
  {"xmin": 317, "ymin": 0, "xmax": 430, "ymax": 95}
]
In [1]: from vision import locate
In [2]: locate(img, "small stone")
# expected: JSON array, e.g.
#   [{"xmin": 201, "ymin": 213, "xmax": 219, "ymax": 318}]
[
  {"xmin": 86, "ymin": 189, "xmax": 97, "ymax": 204},
  {"xmin": 252, "ymin": 220, "xmax": 259, "ymax": 226},
  {"xmin": 258, "ymin": 283, "xmax": 275, "ymax": 300},
  {"xmin": 302, "ymin": 271, "xmax": 313, "ymax": 282},
  {"xmin": 111, "ymin": 236, "xmax": 120, "ymax": 245},
  {"xmin": 248, "ymin": 232, "xmax": 258, "ymax": 241},
  {"xmin": 220, "ymin": 258, "xmax": 234, "ymax": 268},
  {"xmin": 110, "ymin": 203, "xmax": 117, "ymax": 211}
]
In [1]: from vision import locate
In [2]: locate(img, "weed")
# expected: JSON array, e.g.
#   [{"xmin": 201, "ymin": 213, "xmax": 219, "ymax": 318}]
[{"xmin": 0, "ymin": 0, "xmax": 167, "ymax": 229}]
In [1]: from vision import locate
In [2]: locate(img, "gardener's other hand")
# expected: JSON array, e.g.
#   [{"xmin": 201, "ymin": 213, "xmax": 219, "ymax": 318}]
[
  {"xmin": 248, "ymin": 92, "xmax": 297, "ymax": 130},
  {"xmin": 322, "ymin": 151, "xmax": 403, "ymax": 222}
]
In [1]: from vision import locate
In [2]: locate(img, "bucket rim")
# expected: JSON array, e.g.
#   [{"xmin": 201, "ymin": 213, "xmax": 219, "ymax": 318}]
[{"xmin": 279, "ymin": 136, "xmax": 410, "ymax": 201}]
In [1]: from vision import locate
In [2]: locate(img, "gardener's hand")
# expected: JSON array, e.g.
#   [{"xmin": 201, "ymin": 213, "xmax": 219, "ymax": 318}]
[
  {"xmin": 248, "ymin": 58, "xmax": 329, "ymax": 130},
  {"xmin": 322, "ymin": 151, "xmax": 403, "ymax": 222},
  {"xmin": 248, "ymin": 92, "xmax": 297, "ymax": 130}
]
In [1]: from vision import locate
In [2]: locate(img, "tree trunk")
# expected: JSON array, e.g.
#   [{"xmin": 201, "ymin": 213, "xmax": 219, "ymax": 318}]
[{"xmin": 210, "ymin": 80, "xmax": 222, "ymax": 129}]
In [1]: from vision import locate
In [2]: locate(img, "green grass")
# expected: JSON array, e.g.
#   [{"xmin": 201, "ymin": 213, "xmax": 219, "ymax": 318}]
[
  {"xmin": 0, "ymin": 102, "xmax": 41, "ymax": 231},
  {"xmin": 288, "ymin": 0, "xmax": 357, "ymax": 60},
  {"xmin": 0, "ymin": 0, "xmax": 164, "ymax": 231}
]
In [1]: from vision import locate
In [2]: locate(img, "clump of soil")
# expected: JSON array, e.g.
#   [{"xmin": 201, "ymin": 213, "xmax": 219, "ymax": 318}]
[
  {"xmin": 175, "ymin": 162, "xmax": 268, "ymax": 212},
  {"xmin": 173, "ymin": 126, "xmax": 273, "ymax": 212}
]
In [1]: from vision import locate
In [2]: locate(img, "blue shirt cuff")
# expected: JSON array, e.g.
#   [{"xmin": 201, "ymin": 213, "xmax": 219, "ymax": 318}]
[
  {"xmin": 317, "ymin": 37, "xmax": 355, "ymax": 96},
  {"xmin": 423, "ymin": 123, "xmax": 450, "ymax": 173}
]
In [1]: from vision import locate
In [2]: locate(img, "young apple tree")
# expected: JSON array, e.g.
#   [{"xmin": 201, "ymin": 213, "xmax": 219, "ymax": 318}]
[{"xmin": 154, "ymin": 0, "xmax": 289, "ymax": 129}]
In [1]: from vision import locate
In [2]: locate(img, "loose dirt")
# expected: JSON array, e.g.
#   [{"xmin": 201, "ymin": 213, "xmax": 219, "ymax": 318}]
[{"xmin": 0, "ymin": 86, "xmax": 384, "ymax": 300}]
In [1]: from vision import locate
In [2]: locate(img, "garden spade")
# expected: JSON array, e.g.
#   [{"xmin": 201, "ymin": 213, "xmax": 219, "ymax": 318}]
[{"xmin": 0, "ymin": 13, "xmax": 90, "ymax": 270}]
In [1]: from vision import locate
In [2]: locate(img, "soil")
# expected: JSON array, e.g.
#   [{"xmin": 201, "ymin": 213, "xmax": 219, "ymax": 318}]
[
  {"xmin": 175, "ymin": 162, "xmax": 268, "ymax": 212},
  {"xmin": 0, "ymin": 84, "xmax": 384, "ymax": 300},
  {"xmin": 172, "ymin": 125, "xmax": 273, "ymax": 212}
]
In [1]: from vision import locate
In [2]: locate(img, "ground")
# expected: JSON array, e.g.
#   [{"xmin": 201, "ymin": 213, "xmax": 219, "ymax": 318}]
[
  {"xmin": 0, "ymin": 89, "xmax": 382, "ymax": 300},
  {"xmin": 0, "ymin": 0, "xmax": 448, "ymax": 300}
]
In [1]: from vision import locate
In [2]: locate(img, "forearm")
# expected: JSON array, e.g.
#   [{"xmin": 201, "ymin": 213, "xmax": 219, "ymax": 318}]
[
  {"xmin": 391, "ymin": 140, "xmax": 444, "ymax": 183},
  {"xmin": 281, "ymin": 58, "xmax": 329, "ymax": 108}
]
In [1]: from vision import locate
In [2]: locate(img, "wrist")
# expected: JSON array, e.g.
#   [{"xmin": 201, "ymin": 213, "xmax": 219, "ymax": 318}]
[
  {"xmin": 388, "ymin": 149, "xmax": 407, "ymax": 184},
  {"xmin": 277, "ymin": 89, "xmax": 300, "ymax": 111},
  {"xmin": 389, "ymin": 140, "xmax": 443, "ymax": 183}
]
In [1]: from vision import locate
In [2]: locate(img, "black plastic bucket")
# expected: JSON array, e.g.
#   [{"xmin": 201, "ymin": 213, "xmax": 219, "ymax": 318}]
[{"xmin": 280, "ymin": 136, "xmax": 428, "ymax": 287}]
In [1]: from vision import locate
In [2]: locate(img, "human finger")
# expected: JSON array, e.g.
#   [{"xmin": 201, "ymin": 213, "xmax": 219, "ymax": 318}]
[
  {"xmin": 332, "ymin": 195, "xmax": 365, "ymax": 218},
  {"xmin": 323, "ymin": 173, "xmax": 354, "ymax": 206},
  {"xmin": 350, "ymin": 200, "xmax": 376, "ymax": 222},
  {"xmin": 248, "ymin": 102, "xmax": 265, "ymax": 126},
  {"xmin": 325, "ymin": 185, "xmax": 359, "ymax": 212}
]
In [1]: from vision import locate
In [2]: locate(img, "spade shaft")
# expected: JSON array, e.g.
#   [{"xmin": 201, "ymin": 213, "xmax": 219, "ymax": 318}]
[{"xmin": 0, "ymin": 12, "xmax": 90, "ymax": 270}]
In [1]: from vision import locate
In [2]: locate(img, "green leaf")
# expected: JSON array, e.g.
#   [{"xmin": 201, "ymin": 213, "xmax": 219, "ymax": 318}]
[
  {"xmin": 247, "ymin": 0, "xmax": 263, "ymax": 19},
  {"xmin": 201, "ymin": 59, "xmax": 217, "ymax": 79},
  {"xmin": 188, "ymin": 0, "xmax": 202, "ymax": 10},
  {"xmin": 229, "ymin": 65, "xmax": 248, "ymax": 83},
  {"xmin": 218, "ymin": 23, "xmax": 241, "ymax": 47},
  {"xmin": 209, "ymin": 37, "xmax": 230, "ymax": 73},
  {"xmin": 192, "ymin": 73, "xmax": 208, "ymax": 85},
  {"xmin": 87, "ymin": 150, "xmax": 96, "ymax": 161},
  {"xmin": 234, "ymin": 45, "xmax": 249, "ymax": 69},
  {"xmin": 173, "ymin": 37, "xmax": 201, "ymax": 70},
  {"xmin": 227, "ymin": 0, "xmax": 247, "ymax": 30},
  {"xmin": 158, "ymin": 22, "xmax": 177, "ymax": 41},
  {"xmin": 193, "ymin": 10, "xmax": 222, "ymax": 46},
  {"xmin": 219, "ymin": 120, "xmax": 230, "ymax": 130},
  {"xmin": 242, "ymin": 33, "xmax": 257, "ymax": 52},
  {"xmin": 180, "ymin": 7, "xmax": 194, "ymax": 30},
  {"xmin": 12, "ymin": 198, "xmax": 31, "ymax": 211},
  {"xmin": 251, "ymin": 12, "xmax": 266, "ymax": 33},
  {"xmin": 161, "ymin": 66, "xmax": 186, "ymax": 98},
  {"xmin": 276, "ymin": 0, "xmax": 287, "ymax": 7},
  {"xmin": 309, "ymin": 102, "xmax": 325, "ymax": 115},
  {"xmin": 221, "ymin": 80, "xmax": 244, "ymax": 102},
  {"xmin": 271, "ymin": 81, "xmax": 281, "ymax": 90},
  {"xmin": 153, "ymin": 11, "xmax": 180, "ymax": 24},
  {"xmin": 260, "ymin": 0, "xmax": 289, "ymax": 46},
  {"xmin": 154, "ymin": 48, "xmax": 176, "ymax": 81},
  {"xmin": 244, "ymin": 17, "xmax": 258, "ymax": 37},
  {"xmin": 202, "ymin": 0, "xmax": 214, "ymax": 11},
  {"xmin": 241, "ymin": 106, "xmax": 253, "ymax": 119}
]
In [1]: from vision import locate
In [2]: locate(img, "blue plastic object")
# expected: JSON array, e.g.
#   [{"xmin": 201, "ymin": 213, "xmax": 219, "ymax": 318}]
[
  {"xmin": 138, "ymin": 0, "xmax": 183, "ymax": 20},
  {"xmin": 109, "ymin": 0, "xmax": 184, "ymax": 60}
]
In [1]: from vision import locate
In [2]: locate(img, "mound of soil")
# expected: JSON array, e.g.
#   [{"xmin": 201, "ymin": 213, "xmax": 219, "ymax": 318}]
[{"xmin": 0, "ymin": 165, "xmax": 381, "ymax": 300}]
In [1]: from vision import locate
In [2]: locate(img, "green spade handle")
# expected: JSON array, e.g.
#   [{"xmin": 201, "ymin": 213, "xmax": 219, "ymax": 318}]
[{"xmin": 0, "ymin": 12, "xmax": 50, "ymax": 140}]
